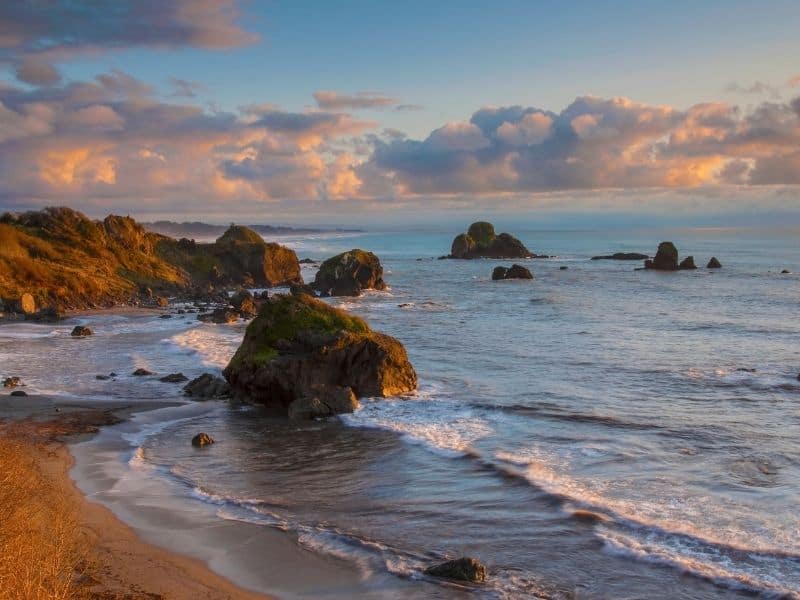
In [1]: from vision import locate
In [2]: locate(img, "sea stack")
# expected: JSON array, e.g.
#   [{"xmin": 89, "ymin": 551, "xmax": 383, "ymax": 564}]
[
  {"xmin": 707, "ymin": 257, "xmax": 722, "ymax": 269},
  {"xmin": 644, "ymin": 242, "xmax": 679, "ymax": 271},
  {"xmin": 449, "ymin": 222, "xmax": 534, "ymax": 259},
  {"xmin": 312, "ymin": 249, "xmax": 386, "ymax": 297},
  {"xmin": 223, "ymin": 294, "xmax": 417, "ymax": 418}
]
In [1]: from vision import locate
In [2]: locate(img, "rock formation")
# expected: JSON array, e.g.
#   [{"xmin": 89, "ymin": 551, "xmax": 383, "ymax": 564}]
[
  {"xmin": 679, "ymin": 256, "xmax": 697, "ymax": 270},
  {"xmin": 312, "ymin": 249, "xmax": 386, "ymax": 297},
  {"xmin": 643, "ymin": 242, "xmax": 679, "ymax": 271},
  {"xmin": 223, "ymin": 294, "xmax": 416, "ymax": 417},
  {"xmin": 424, "ymin": 558, "xmax": 487, "ymax": 582},
  {"xmin": 70, "ymin": 325, "xmax": 92, "ymax": 337},
  {"xmin": 191, "ymin": 433, "xmax": 215, "ymax": 447},
  {"xmin": 448, "ymin": 222, "xmax": 535, "ymax": 259},
  {"xmin": 491, "ymin": 264, "xmax": 534, "ymax": 280},
  {"xmin": 591, "ymin": 252, "xmax": 649, "ymax": 260},
  {"xmin": 183, "ymin": 373, "xmax": 231, "ymax": 399},
  {"xmin": 707, "ymin": 257, "xmax": 722, "ymax": 268}
]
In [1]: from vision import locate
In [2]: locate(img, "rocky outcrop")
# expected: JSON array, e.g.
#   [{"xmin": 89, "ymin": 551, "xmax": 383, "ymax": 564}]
[
  {"xmin": 197, "ymin": 309, "xmax": 239, "ymax": 324},
  {"xmin": 3, "ymin": 377, "xmax": 22, "ymax": 388},
  {"xmin": 132, "ymin": 368, "xmax": 153, "ymax": 376},
  {"xmin": 223, "ymin": 294, "xmax": 416, "ymax": 416},
  {"xmin": 707, "ymin": 257, "xmax": 722, "ymax": 269},
  {"xmin": 70, "ymin": 325, "xmax": 92, "ymax": 337},
  {"xmin": 679, "ymin": 256, "xmax": 697, "ymax": 270},
  {"xmin": 230, "ymin": 289, "xmax": 258, "ymax": 318},
  {"xmin": 312, "ymin": 250, "xmax": 386, "ymax": 297},
  {"xmin": 287, "ymin": 385, "xmax": 359, "ymax": 420},
  {"xmin": 19, "ymin": 293, "xmax": 36, "ymax": 314},
  {"xmin": 591, "ymin": 252, "xmax": 649, "ymax": 260},
  {"xmin": 155, "ymin": 225, "xmax": 302, "ymax": 289},
  {"xmin": 424, "ymin": 558, "xmax": 487, "ymax": 582},
  {"xmin": 491, "ymin": 264, "xmax": 534, "ymax": 280},
  {"xmin": 448, "ymin": 222, "xmax": 535, "ymax": 259},
  {"xmin": 191, "ymin": 433, "xmax": 215, "ymax": 447},
  {"xmin": 644, "ymin": 242, "xmax": 679, "ymax": 271},
  {"xmin": 183, "ymin": 373, "xmax": 231, "ymax": 399}
]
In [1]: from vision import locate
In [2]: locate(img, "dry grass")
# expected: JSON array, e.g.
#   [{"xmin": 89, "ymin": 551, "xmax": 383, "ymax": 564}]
[{"xmin": 0, "ymin": 435, "xmax": 84, "ymax": 599}]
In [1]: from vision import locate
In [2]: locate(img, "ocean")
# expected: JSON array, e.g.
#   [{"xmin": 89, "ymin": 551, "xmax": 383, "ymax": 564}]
[{"xmin": 1, "ymin": 227, "xmax": 798, "ymax": 599}]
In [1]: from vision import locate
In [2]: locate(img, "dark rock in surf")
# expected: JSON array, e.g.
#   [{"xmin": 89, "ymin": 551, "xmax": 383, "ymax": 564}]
[
  {"xmin": 3, "ymin": 376, "xmax": 22, "ymax": 388},
  {"xmin": 781, "ymin": 269, "xmax": 791, "ymax": 274},
  {"xmin": 644, "ymin": 242, "xmax": 679, "ymax": 271},
  {"xmin": 707, "ymin": 257, "xmax": 722, "ymax": 269},
  {"xmin": 298, "ymin": 258, "xmax": 316, "ymax": 264},
  {"xmin": 492, "ymin": 264, "xmax": 533, "ymax": 280},
  {"xmin": 198, "ymin": 309, "xmax": 239, "ymax": 324},
  {"xmin": 183, "ymin": 373, "xmax": 230, "ymax": 399},
  {"xmin": 160, "ymin": 372, "xmax": 188, "ymax": 383},
  {"xmin": 289, "ymin": 283, "xmax": 317, "ymax": 298},
  {"xmin": 191, "ymin": 432, "xmax": 215, "ymax": 447},
  {"xmin": 287, "ymin": 385, "xmax": 359, "ymax": 420},
  {"xmin": 230, "ymin": 289, "xmax": 258, "ymax": 318},
  {"xmin": 424, "ymin": 557, "xmax": 487, "ymax": 583},
  {"xmin": 679, "ymin": 256, "xmax": 697, "ymax": 270},
  {"xmin": 10, "ymin": 390, "xmax": 27, "ymax": 397},
  {"xmin": 591, "ymin": 252, "xmax": 649, "ymax": 261},
  {"xmin": 559, "ymin": 266, "xmax": 568, "ymax": 270},
  {"xmin": 70, "ymin": 325, "xmax": 92, "ymax": 337},
  {"xmin": 312, "ymin": 249, "xmax": 386, "ymax": 297},
  {"xmin": 132, "ymin": 368, "xmax": 153, "ymax": 376}
]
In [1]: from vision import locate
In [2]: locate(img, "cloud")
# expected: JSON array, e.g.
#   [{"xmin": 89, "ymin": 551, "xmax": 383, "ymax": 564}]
[
  {"xmin": 168, "ymin": 77, "xmax": 206, "ymax": 98},
  {"xmin": 361, "ymin": 94, "xmax": 800, "ymax": 195},
  {"xmin": 0, "ymin": 71, "xmax": 376, "ymax": 211},
  {"xmin": 0, "ymin": 1, "xmax": 257, "ymax": 83},
  {"xmin": 725, "ymin": 81, "xmax": 781, "ymax": 98},
  {"xmin": 313, "ymin": 90, "xmax": 397, "ymax": 111}
]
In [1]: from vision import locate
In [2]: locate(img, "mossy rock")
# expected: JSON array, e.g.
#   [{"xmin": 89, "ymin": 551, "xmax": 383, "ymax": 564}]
[
  {"xmin": 451, "ymin": 233, "xmax": 476, "ymax": 258},
  {"xmin": 313, "ymin": 249, "xmax": 386, "ymax": 296},
  {"xmin": 216, "ymin": 225, "xmax": 265, "ymax": 246},
  {"xmin": 223, "ymin": 294, "xmax": 416, "ymax": 412},
  {"xmin": 467, "ymin": 222, "xmax": 497, "ymax": 248}
]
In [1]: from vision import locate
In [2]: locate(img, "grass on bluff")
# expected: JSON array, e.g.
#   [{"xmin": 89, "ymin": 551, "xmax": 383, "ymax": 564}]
[{"xmin": 0, "ymin": 436, "xmax": 83, "ymax": 599}]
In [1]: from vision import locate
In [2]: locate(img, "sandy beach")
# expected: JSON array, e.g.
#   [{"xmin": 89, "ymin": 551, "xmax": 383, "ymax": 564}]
[{"xmin": 0, "ymin": 395, "xmax": 272, "ymax": 600}]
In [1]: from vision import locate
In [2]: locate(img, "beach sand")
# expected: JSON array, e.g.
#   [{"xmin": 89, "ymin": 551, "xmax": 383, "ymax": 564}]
[{"xmin": 0, "ymin": 395, "xmax": 272, "ymax": 600}]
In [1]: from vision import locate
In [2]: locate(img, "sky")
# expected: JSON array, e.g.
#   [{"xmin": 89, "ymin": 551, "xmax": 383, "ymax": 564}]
[{"xmin": 1, "ymin": 0, "xmax": 799, "ymax": 227}]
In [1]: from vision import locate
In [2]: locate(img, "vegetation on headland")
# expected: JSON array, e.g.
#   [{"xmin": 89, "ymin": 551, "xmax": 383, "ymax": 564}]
[{"xmin": 0, "ymin": 206, "xmax": 302, "ymax": 313}]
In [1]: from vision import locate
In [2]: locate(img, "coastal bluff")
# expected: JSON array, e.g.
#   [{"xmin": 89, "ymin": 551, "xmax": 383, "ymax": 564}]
[
  {"xmin": 0, "ymin": 207, "xmax": 301, "ymax": 312},
  {"xmin": 448, "ymin": 221, "xmax": 535, "ymax": 259},
  {"xmin": 223, "ymin": 293, "xmax": 417, "ymax": 418}
]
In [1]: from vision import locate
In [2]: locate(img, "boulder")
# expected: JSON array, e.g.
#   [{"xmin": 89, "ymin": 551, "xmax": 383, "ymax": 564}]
[
  {"xmin": 70, "ymin": 325, "xmax": 93, "ymax": 337},
  {"xmin": 10, "ymin": 390, "xmax": 27, "ymax": 397},
  {"xmin": 223, "ymin": 294, "xmax": 417, "ymax": 414},
  {"xmin": 3, "ymin": 377, "xmax": 22, "ymax": 388},
  {"xmin": 591, "ymin": 252, "xmax": 649, "ymax": 260},
  {"xmin": 183, "ymin": 373, "xmax": 231, "ymax": 399},
  {"xmin": 197, "ymin": 309, "xmax": 239, "ymax": 324},
  {"xmin": 191, "ymin": 432, "xmax": 215, "ymax": 447},
  {"xmin": 707, "ymin": 257, "xmax": 722, "ymax": 269},
  {"xmin": 448, "ymin": 222, "xmax": 534, "ymax": 259},
  {"xmin": 298, "ymin": 258, "xmax": 316, "ymax": 264},
  {"xmin": 559, "ymin": 266, "xmax": 568, "ymax": 270},
  {"xmin": 96, "ymin": 374, "xmax": 111, "ymax": 380},
  {"xmin": 156, "ymin": 296, "xmax": 169, "ymax": 308},
  {"xmin": 679, "ymin": 256, "xmax": 697, "ymax": 270},
  {"xmin": 132, "ymin": 368, "xmax": 153, "ymax": 376},
  {"xmin": 781, "ymin": 269, "xmax": 791, "ymax": 274},
  {"xmin": 18, "ymin": 293, "xmax": 36, "ymax": 315},
  {"xmin": 290, "ymin": 283, "xmax": 317, "ymax": 297},
  {"xmin": 160, "ymin": 372, "xmax": 188, "ymax": 383},
  {"xmin": 492, "ymin": 264, "xmax": 533, "ymax": 280},
  {"xmin": 287, "ymin": 385, "xmax": 359, "ymax": 420},
  {"xmin": 644, "ymin": 242, "xmax": 679, "ymax": 271},
  {"xmin": 159, "ymin": 314, "xmax": 172, "ymax": 319},
  {"xmin": 424, "ymin": 558, "xmax": 487, "ymax": 583},
  {"xmin": 312, "ymin": 249, "xmax": 387, "ymax": 297},
  {"xmin": 230, "ymin": 290, "xmax": 258, "ymax": 318}
]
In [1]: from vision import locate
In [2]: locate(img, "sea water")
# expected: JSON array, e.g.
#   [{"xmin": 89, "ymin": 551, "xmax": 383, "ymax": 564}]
[{"xmin": 1, "ymin": 227, "xmax": 798, "ymax": 598}]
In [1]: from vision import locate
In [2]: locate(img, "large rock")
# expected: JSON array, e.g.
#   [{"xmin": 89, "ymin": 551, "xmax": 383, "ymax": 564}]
[
  {"xmin": 491, "ymin": 264, "xmax": 534, "ymax": 280},
  {"xmin": 644, "ymin": 242, "xmax": 679, "ymax": 271},
  {"xmin": 18, "ymin": 293, "xmax": 36, "ymax": 315},
  {"xmin": 707, "ymin": 257, "xmax": 722, "ymax": 269},
  {"xmin": 679, "ymin": 256, "xmax": 697, "ymax": 270},
  {"xmin": 230, "ymin": 289, "xmax": 258, "ymax": 318},
  {"xmin": 287, "ymin": 385, "xmax": 359, "ymax": 420},
  {"xmin": 223, "ymin": 294, "xmax": 417, "ymax": 415},
  {"xmin": 312, "ymin": 249, "xmax": 387, "ymax": 297},
  {"xmin": 449, "ymin": 222, "xmax": 535, "ymax": 259},
  {"xmin": 424, "ymin": 558, "xmax": 487, "ymax": 582},
  {"xmin": 70, "ymin": 325, "xmax": 92, "ymax": 337},
  {"xmin": 191, "ymin": 432, "xmax": 215, "ymax": 447}
]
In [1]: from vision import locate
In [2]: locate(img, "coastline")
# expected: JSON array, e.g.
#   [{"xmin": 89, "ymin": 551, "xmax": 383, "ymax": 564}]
[{"xmin": 0, "ymin": 396, "xmax": 271, "ymax": 600}]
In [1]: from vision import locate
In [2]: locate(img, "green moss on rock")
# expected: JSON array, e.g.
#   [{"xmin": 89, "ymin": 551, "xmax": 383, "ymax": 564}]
[{"xmin": 467, "ymin": 221, "xmax": 497, "ymax": 248}]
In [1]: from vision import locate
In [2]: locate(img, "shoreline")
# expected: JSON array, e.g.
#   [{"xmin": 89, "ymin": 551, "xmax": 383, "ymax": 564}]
[{"xmin": 0, "ymin": 396, "xmax": 273, "ymax": 600}]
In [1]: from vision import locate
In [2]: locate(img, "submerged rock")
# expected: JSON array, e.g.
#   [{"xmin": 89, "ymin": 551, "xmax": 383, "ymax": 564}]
[
  {"xmin": 223, "ymin": 294, "xmax": 417, "ymax": 415},
  {"xmin": 312, "ymin": 249, "xmax": 386, "ymax": 297},
  {"xmin": 424, "ymin": 557, "xmax": 487, "ymax": 583},
  {"xmin": 191, "ymin": 432, "xmax": 215, "ymax": 447},
  {"xmin": 707, "ymin": 257, "xmax": 722, "ymax": 269},
  {"xmin": 644, "ymin": 242, "xmax": 679, "ymax": 271},
  {"xmin": 287, "ymin": 385, "xmax": 359, "ymax": 420},
  {"xmin": 448, "ymin": 222, "xmax": 535, "ymax": 259},
  {"xmin": 132, "ymin": 368, "xmax": 153, "ymax": 376},
  {"xmin": 781, "ymin": 269, "xmax": 791, "ymax": 274},
  {"xmin": 591, "ymin": 252, "xmax": 649, "ymax": 260},
  {"xmin": 492, "ymin": 264, "xmax": 533, "ymax": 280},
  {"xmin": 183, "ymin": 373, "xmax": 231, "ymax": 399},
  {"xmin": 70, "ymin": 325, "xmax": 92, "ymax": 337},
  {"xmin": 679, "ymin": 256, "xmax": 697, "ymax": 270},
  {"xmin": 160, "ymin": 372, "xmax": 188, "ymax": 383},
  {"xmin": 10, "ymin": 390, "xmax": 27, "ymax": 397}
]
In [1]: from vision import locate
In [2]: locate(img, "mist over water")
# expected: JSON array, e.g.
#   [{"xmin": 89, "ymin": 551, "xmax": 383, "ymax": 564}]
[{"xmin": 2, "ymin": 227, "xmax": 798, "ymax": 598}]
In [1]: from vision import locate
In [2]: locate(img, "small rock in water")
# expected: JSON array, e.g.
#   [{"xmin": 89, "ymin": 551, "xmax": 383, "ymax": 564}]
[
  {"xmin": 10, "ymin": 390, "xmax": 27, "ymax": 397},
  {"xmin": 678, "ymin": 256, "xmax": 697, "ymax": 270},
  {"xmin": 424, "ymin": 557, "xmax": 487, "ymax": 583},
  {"xmin": 159, "ymin": 314, "xmax": 172, "ymax": 319},
  {"xmin": 132, "ymin": 368, "xmax": 153, "ymax": 376},
  {"xmin": 70, "ymin": 325, "xmax": 93, "ymax": 337},
  {"xmin": 191, "ymin": 432, "xmax": 215, "ymax": 447},
  {"xmin": 492, "ymin": 264, "xmax": 533, "ymax": 280},
  {"xmin": 707, "ymin": 257, "xmax": 722, "ymax": 269},
  {"xmin": 559, "ymin": 266, "xmax": 568, "ymax": 270},
  {"xmin": 781, "ymin": 269, "xmax": 791, "ymax": 274},
  {"xmin": 95, "ymin": 374, "xmax": 110, "ymax": 380},
  {"xmin": 3, "ymin": 376, "xmax": 22, "ymax": 388},
  {"xmin": 160, "ymin": 372, "xmax": 188, "ymax": 383},
  {"xmin": 109, "ymin": 372, "xmax": 117, "ymax": 377},
  {"xmin": 183, "ymin": 373, "xmax": 230, "ymax": 399}
]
